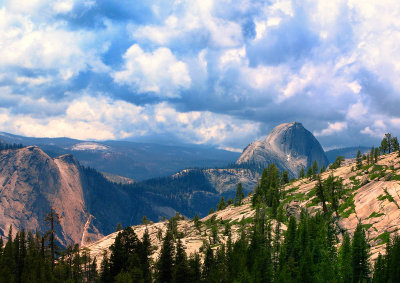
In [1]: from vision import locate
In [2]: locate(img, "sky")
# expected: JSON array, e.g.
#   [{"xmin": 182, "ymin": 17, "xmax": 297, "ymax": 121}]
[{"xmin": 1, "ymin": 0, "xmax": 400, "ymax": 151}]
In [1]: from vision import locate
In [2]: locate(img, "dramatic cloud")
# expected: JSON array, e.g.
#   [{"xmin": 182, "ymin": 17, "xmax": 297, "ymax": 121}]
[
  {"xmin": 314, "ymin": 122, "xmax": 348, "ymax": 137},
  {"xmin": 113, "ymin": 44, "xmax": 191, "ymax": 97},
  {"xmin": 1, "ymin": 0, "xmax": 400, "ymax": 150}
]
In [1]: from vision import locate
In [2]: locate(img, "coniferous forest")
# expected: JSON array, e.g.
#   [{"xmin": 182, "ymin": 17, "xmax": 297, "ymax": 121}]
[
  {"xmin": 1, "ymin": 134, "xmax": 400, "ymax": 282},
  {"xmin": 2, "ymin": 208, "xmax": 400, "ymax": 282}
]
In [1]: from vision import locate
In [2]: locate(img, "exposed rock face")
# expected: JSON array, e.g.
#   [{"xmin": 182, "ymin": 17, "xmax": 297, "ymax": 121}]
[
  {"xmin": 0, "ymin": 146, "xmax": 100, "ymax": 245},
  {"xmin": 171, "ymin": 168, "xmax": 259, "ymax": 194},
  {"xmin": 237, "ymin": 122, "xmax": 328, "ymax": 176}
]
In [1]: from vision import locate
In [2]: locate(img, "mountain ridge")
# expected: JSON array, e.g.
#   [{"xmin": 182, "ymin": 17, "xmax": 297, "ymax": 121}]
[{"xmin": 0, "ymin": 131, "xmax": 240, "ymax": 181}]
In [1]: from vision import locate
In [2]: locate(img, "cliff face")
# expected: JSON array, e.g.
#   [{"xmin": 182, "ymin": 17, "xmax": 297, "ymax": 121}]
[
  {"xmin": 0, "ymin": 146, "xmax": 99, "ymax": 245},
  {"xmin": 237, "ymin": 122, "xmax": 328, "ymax": 176}
]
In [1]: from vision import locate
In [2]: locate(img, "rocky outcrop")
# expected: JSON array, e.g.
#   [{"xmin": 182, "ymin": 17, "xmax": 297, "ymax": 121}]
[
  {"xmin": 0, "ymin": 146, "xmax": 99, "ymax": 245},
  {"xmin": 237, "ymin": 122, "xmax": 328, "ymax": 176}
]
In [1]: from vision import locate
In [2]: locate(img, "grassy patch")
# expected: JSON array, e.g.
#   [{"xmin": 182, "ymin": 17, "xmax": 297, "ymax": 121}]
[
  {"xmin": 375, "ymin": 232, "xmax": 391, "ymax": 245},
  {"xmin": 362, "ymin": 164, "xmax": 373, "ymax": 171},
  {"xmin": 294, "ymin": 192, "xmax": 306, "ymax": 201},
  {"xmin": 390, "ymin": 175, "xmax": 400, "ymax": 181},
  {"xmin": 281, "ymin": 194, "xmax": 296, "ymax": 205},
  {"xmin": 378, "ymin": 189, "xmax": 395, "ymax": 203},
  {"xmin": 350, "ymin": 177, "xmax": 361, "ymax": 190},
  {"xmin": 341, "ymin": 208, "xmax": 354, "ymax": 218},
  {"xmin": 367, "ymin": 211, "xmax": 385, "ymax": 219},
  {"xmin": 362, "ymin": 223, "xmax": 373, "ymax": 230},
  {"xmin": 306, "ymin": 188, "xmax": 316, "ymax": 199},
  {"xmin": 241, "ymin": 216, "xmax": 254, "ymax": 224},
  {"xmin": 306, "ymin": 196, "xmax": 321, "ymax": 208},
  {"xmin": 369, "ymin": 165, "xmax": 387, "ymax": 180},
  {"xmin": 285, "ymin": 186, "xmax": 300, "ymax": 194},
  {"xmin": 338, "ymin": 194, "xmax": 356, "ymax": 218}
]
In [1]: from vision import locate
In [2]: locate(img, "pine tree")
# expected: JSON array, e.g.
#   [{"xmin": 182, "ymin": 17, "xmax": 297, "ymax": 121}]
[
  {"xmin": 307, "ymin": 167, "xmax": 313, "ymax": 179},
  {"xmin": 142, "ymin": 215, "xmax": 150, "ymax": 225},
  {"xmin": 188, "ymin": 253, "xmax": 201, "ymax": 283},
  {"xmin": 192, "ymin": 214, "xmax": 201, "ymax": 231},
  {"xmin": 156, "ymin": 230, "xmax": 175, "ymax": 283},
  {"xmin": 173, "ymin": 238, "xmax": 190, "ymax": 283},
  {"xmin": 356, "ymin": 150, "xmax": 362, "ymax": 169},
  {"xmin": 234, "ymin": 183, "xmax": 245, "ymax": 206},
  {"xmin": 381, "ymin": 135, "xmax": 389, "ymax": 154},
  {"xmin": 386, "ymin": 234, "xmax": 400, "ymax": 282},
  {"xmin": 202, "ymin": 244, "xmax": 214, "ymax": 281},
  {"xmin": 281, "ymin": 170, "xmax": 290, "ymax": 185},
  {"xmin": 45, "ymin": 207, "xmax": 61, "ymax": 270},
  {"xmin": 385, "ymin": 133, "xmax": 393, "ymax": 153},
  {"xmin": 109, "ymin": 227, "xmax": 141, "ymax": 278},
  {"xmin": 141, "ymin": 229, "xmax": 152, "ymax": 283},
  {"xmin": 392, "ymin": 137, "xmax": 399, "ymax": 152},
  {"xmin": 217, "ymin": 197, "xmax": 227, "ymax": 211},
  {"xmin": 375, "ymin": 148, "xmax": 380, "ymax": 163},
  {"xmin": 373, "ymin": 253, "xmax": 385, "ymax": 283},
  {"xmin": 331, "ymin": 156, "xmax": 345, "ymax": 169},
  {"xmin": 100, "ymin": 251, "xmax": 112, "ymax": 283},
  {"xmin": 315, "ymin": 176, "xmax": 327, "ymax": 214},
  {"xmin": 352, "ymin": 222, "xmax": 370, "ymax": 283},
  {"xmin": 325, "ymin": 175, "xmax": 340, "ymax": 216},
  {"xmin": 215, "ymin": 245, "xmax": 228, "ymax": 283},
  {"xmin": 3, "ymin": 226, "xmax": 16, "ymax": 281},
  {"xmin": 312, "ymin": 161, "xmax": 319, "ymax": 178},
  {"xmin": 370, "ymin": 147, "xmax": 375, "ymax": 164},
  {"xmin": 299, "ymin": 167, "xmax": 305, "ymax": 179},
  {"xmin": 115, "ymin": 223, "xmax": 122, "ymax": 232}
]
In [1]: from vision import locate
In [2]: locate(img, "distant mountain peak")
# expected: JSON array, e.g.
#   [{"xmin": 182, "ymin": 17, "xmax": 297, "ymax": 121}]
[{"xmin": 237, "ymin": 122, "xmax": 328, "ymax": 176}]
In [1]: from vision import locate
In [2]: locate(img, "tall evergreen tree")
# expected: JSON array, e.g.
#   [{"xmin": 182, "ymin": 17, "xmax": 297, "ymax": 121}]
[
  {"xmin": 188, "ymin": 253, "xmax": 201, "ymax": 283},
  {"xmin": 315, "ymin": 176, "xmax": 327, "ymax": 214},
  {"xmin": 109, "ymin": 227, "xmax": 141, "ymax": 279},
  {"xmin": 217, "ymin": 197, "xmax": 227, "ymax": 211},
  {"xmin": 156, "ymin": 230, "xmax": 175, "ymax": 283},
  {"xmin": 45, "ymin": 207, "xmax": 61, "ymax": 270},
  {"xmin": 385, "ymin": 133, "xmax": 393, "ymax": 153},
  {"xmin": 299, "ymin": 167, "xmax": 305, "ymax": 179},
  {"xmin": 281, "ymin": 170, "xmax": 290, "ymax": 185},
  {"xmin": 234, "ymin": 183, "xmax": 245, "ymax": 206},
  {"xmin": 100, "ymin": 251, "xmax": 112, "ymax": 283},
  {"xmin": 202, "ymin": 244, "xmax": 214, "ymax": 282},
  {"xmin": 141, "ymin": 228, "xmax": 152, "ymax": 283},
  {"xmin": 392, "ymin": 136, "xmax": 399, "ymax": 152},
  {"xmin": 307, "ymin": 167, "xmax": 313, "ymax": 179},
  {"xmin": 373, "ymin": 253, "xmax": 385, "ymax": 283},
  {"xmin": 375, "ymin": 147, "xmax": 380, "ymax": 163},
  {"xmin": 312, "ymin": 161, "xmax": 319, "ymax": 178},
  {"xmin": 173, "ymin": 238, "xmax": 190, "ymax": 283},
  {"xmin": 351, "ymin": 222, "xmax": 370, "ymax": 283},
  {"xmin": 356, "ymin": 150, "xmax": 362, "ymax": 169},
  {"xmin": 385, "ymin": 234, "xmax": 400, "ymax": 282},
  {"xmin": 381, "ymin": 135, "xmax": 389, "ymax": 154}
]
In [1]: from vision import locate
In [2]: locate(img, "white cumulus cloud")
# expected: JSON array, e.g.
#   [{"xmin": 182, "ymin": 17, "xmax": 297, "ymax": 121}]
[
  {"xmin": 113, "ymin": 44, "xmax": 191, "ymax": 98},
  {"xmin": 314, "ymin": 122, "xmax": 348, "ymax": 136}
]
